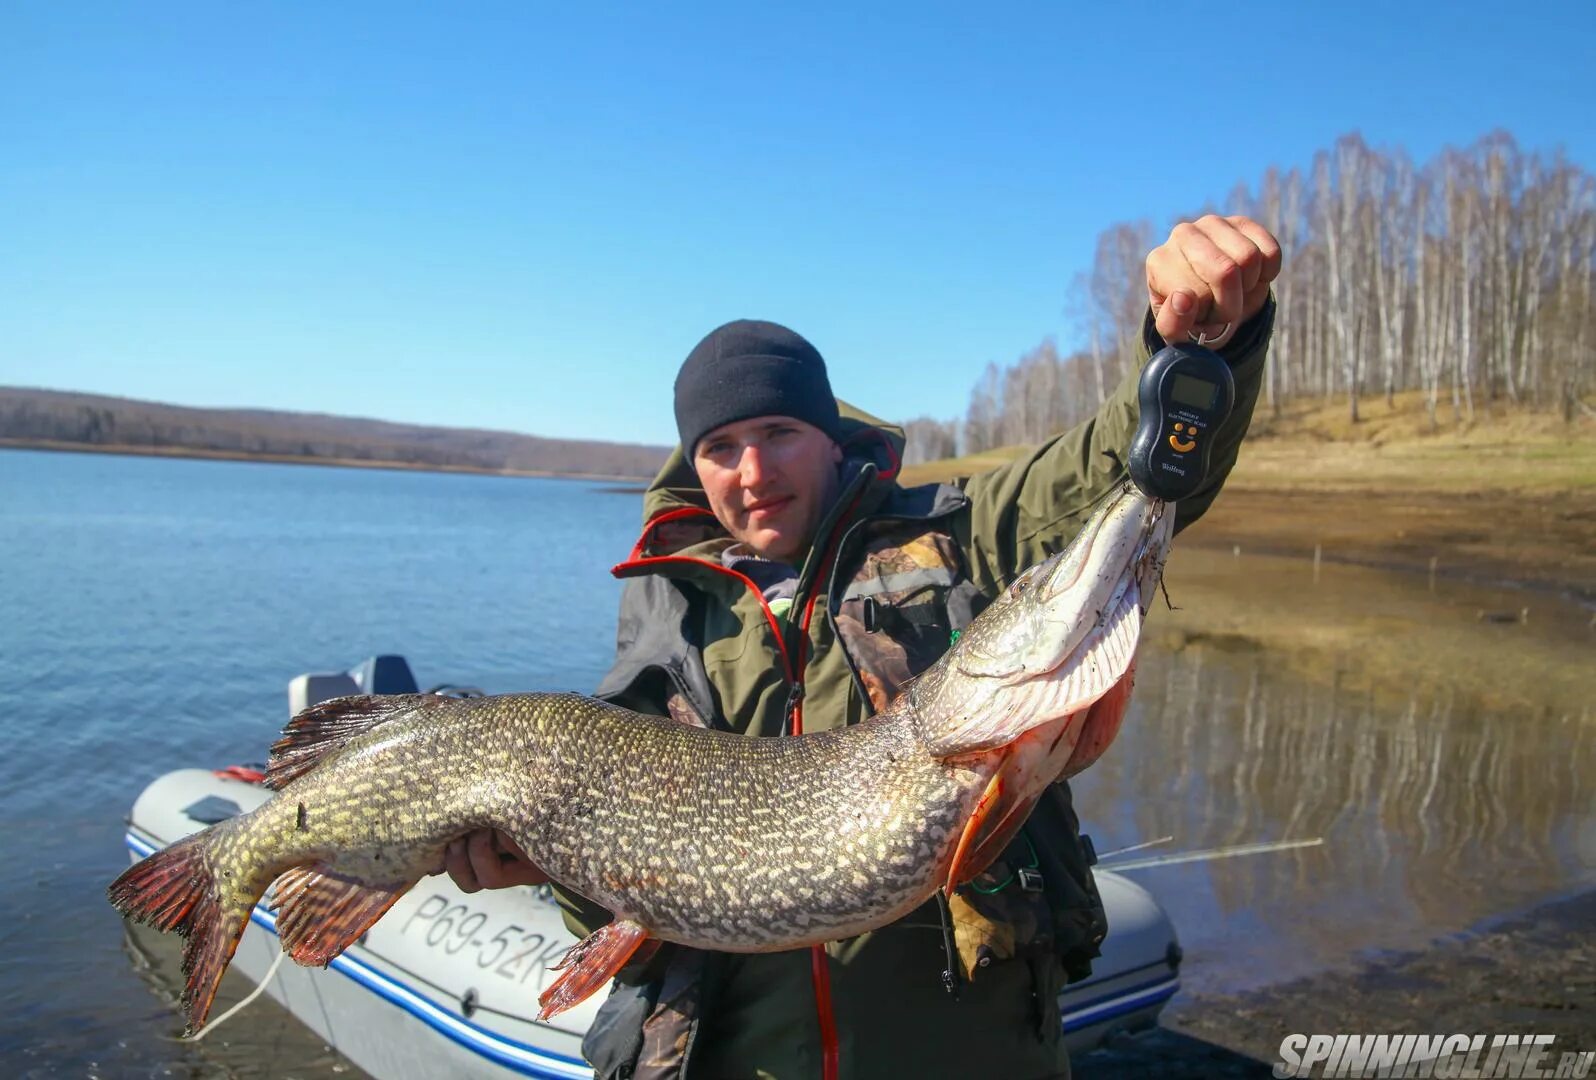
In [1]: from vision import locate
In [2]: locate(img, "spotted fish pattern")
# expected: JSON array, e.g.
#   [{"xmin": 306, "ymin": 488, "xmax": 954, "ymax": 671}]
[{"xmin": 108, "ymin": 483, "xmax": 1172, "ymax": 1036}]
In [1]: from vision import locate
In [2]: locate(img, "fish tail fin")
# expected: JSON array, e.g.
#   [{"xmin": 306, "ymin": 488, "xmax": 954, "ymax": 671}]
[
  {"xmin": 108, "ymin": 829, "xmax": 268, "ymax": 1035},
  {"xmin": 537, "ymin": 919, "xmax": 658, "ymax": 1020}
]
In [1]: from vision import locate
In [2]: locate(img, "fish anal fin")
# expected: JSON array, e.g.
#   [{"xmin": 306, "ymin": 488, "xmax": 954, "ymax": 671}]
[
  {"xmin": 108, "ymin": 831, "xmax": 266, "ymax": 1035},
  {"xmin": 269, "ymin": 864, "xmax": 415, "ymax": 966},
  {"xmin": 265, "ymin": 694, "xmax": 448, "ymax": 790},
  {"xmin": 1061, "ymin": 659, "xmax": 1136, "ymax": 779},
  {"xmin": 537, "ymin": 919, "xmax": 655, "ymax": 1020}
]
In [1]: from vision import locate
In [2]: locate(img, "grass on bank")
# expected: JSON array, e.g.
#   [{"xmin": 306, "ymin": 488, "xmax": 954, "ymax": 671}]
[{"xmin": 900, "ymin": 390, "xmax": 1596, "ymax": 495}]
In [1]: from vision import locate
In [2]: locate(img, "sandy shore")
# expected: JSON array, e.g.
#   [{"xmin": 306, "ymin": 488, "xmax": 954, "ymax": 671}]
[{"xmin": 1078, "ymin": 888, "xmax": 1596, "ymax": 1077}]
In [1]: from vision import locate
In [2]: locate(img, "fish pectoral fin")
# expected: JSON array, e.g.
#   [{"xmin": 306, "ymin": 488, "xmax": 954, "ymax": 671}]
[
  {"xmin": 945, "ymin": 768, "xmax": 1042, "ymax": 893},
  {"xmin": 268, "ymin": 864, "xmax": 416, "ymax": 966},
  {"xmin": 537, "ymin": 918, "xmax": 657, "ymax": 1021},
  {"xmin": 265, "ymin": 694, "xmax": 451, "ymax": 789}
]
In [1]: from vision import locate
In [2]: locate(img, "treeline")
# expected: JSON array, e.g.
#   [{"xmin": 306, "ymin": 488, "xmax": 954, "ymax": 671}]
[
  {"xmin": 903, "ymin": 131, "xmax": 1595, "ymax": 464},
  {"xmin": 0, "ymin": 387, "xmax": 671, "ymax": 479}
]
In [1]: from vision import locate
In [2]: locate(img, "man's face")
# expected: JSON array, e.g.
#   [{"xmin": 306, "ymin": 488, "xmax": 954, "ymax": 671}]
[{"xmin": 692, "ymin": 415, "xmax": 843, "ymax": 564}]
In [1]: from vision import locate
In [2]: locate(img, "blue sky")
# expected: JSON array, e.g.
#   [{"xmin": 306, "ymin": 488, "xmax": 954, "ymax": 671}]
[{"xmin": 3, "ymin": 2, "xmax": 1591, "ymax": 447}]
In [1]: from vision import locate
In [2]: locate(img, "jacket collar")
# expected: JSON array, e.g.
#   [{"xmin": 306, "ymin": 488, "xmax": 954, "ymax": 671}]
[{"xmin": 625, "ymin": 401, "xmax": 908, "ymax": 561}]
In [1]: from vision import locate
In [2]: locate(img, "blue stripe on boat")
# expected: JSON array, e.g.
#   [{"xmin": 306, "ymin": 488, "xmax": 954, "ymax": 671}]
[
  {"xmin": 126, "ymin": 830, "xmax": 589, "ymax": 1079},
  {"xmin": 126, "ymin": 830, "xmax": 1177, "ymax": 1071},
  {"xmin": 1062, "ymin": 973, "xmax": 1180, "ymax": 1031}
]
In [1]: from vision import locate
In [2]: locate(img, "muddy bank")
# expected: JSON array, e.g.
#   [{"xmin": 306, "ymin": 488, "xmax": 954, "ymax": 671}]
[
  {"xmin": 1069, "ymin": 507, "xmax": 1596, "ymax": 1076},
  {"xmin": 1077, "ymin": 888, "xmax": 1596, "ymax": 1078},
  {"xmin": 1143, "ymin": 540, "xmax": 1596, "ymax": 723},
  {"xmin": 1182, "ymin": 486, "xmax": 1596, "ymax": 608}
]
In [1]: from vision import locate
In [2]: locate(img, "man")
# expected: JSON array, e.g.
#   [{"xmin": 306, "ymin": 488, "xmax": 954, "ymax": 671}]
[{"xmin": 446, "ymin": 214, "xmax": 1281, "ymax": 1078}]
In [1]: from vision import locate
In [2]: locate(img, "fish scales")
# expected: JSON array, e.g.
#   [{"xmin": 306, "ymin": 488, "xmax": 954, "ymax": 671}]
[
  {"xmin": 108, "ymin": 482, "xmax": 1173, "ymax": 1031},
  {"xmin": 181, "ymin": 691, "xmax": 985, "ymax": 951},
  {"xmin": 522, "ymin": 696, "xmax": 979, "ymax": 947}
]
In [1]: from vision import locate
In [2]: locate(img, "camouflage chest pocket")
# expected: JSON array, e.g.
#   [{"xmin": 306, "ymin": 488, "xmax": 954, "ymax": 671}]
[{"xmin": 834, "ymin": 530, "xmax": 968, "ymax": 713}]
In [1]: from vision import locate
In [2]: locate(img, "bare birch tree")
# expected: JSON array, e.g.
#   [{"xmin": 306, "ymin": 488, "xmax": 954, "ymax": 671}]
[{"xmin": 920, "ymin": 129, "xmax": 1593, "ymax": 460}]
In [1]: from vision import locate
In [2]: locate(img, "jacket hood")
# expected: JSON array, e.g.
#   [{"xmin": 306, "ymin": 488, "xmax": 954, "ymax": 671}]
[{"xmin": 629, "ymin": 401, "xmax": 906, "ymax": 554}]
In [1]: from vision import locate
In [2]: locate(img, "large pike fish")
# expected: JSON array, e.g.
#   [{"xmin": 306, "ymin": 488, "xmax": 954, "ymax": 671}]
[{"xmin": 109, "ymin": 482, "xmax": 1173, "ymax": 1033}]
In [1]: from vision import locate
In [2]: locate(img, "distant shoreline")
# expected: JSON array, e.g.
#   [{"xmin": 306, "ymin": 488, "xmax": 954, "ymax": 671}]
[{"xmin": 0, "ymin": 438, "xmax": 656, "ymax": 484}]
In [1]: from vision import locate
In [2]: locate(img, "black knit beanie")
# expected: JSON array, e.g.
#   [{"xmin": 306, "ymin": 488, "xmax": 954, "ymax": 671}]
[{"xmin": 673, "ymin": 319, "xmax": 842, "ymax": 457}]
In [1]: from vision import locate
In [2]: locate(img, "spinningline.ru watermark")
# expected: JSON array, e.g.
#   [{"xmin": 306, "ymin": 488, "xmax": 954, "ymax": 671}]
[{"xmin": 1274, "ymin": 1034, "xmax": 1593, "ymax": 1078}]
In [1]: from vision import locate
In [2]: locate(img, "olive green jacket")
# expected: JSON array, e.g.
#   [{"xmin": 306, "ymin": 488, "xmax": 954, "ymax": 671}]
[{"xmin": 569, "ymin": 301, "xmax": 1273, "ymax": 1079}]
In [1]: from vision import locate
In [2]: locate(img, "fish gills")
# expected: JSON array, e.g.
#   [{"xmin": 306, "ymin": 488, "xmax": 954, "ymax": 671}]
[{"xmin": 1061, "ymin": 656, "xmax": 1137, "ymax": 778}]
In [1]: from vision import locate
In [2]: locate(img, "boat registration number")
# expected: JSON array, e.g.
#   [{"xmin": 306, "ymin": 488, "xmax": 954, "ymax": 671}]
[{"xmin": 399, "ymin": 891, "xmax": 573, "ymax": 988}]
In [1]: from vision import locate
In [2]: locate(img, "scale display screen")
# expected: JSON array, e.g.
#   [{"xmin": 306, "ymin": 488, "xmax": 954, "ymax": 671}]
[
  {"xmin": 1170, "ymin": 373, "xmax": 1218, "ymax": 410},
  {"xmin": 1131, "ymin": 343, "xmax": 1236, "ymax": 501}
]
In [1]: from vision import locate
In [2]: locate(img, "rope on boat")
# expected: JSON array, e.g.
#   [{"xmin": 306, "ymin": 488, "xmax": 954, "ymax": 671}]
[{"xmin": 186, "ymin": 947, "xmax": 287, "ymax": 1041}]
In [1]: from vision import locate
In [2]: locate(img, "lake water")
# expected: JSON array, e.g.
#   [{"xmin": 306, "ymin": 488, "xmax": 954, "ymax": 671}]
[{"xmin": 3, "ymin": 448, "xmax": 1592, "ymax": 1077}]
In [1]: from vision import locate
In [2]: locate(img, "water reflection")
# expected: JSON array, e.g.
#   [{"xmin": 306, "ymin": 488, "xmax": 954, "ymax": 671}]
[
  {"xmin": 1074, "ymin": 641, "xmax": 1596, "ymax": 992},
  {"xmin": 28, "ymin": 452, "xmax": 1592, "ymax": 1067},
  {"xmin": 98, "ymin": 625, "xmax": 1596, "ymax": 1075}
]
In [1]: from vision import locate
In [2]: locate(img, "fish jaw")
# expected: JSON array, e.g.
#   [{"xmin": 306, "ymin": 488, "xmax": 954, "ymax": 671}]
[
  {"xmin": 911, "ymin": 484, "xmax": 1171, "ymax": 757},
  {"xmin": 1033, "ymin": 490, "xmax": 1169, "ymax": 660}
]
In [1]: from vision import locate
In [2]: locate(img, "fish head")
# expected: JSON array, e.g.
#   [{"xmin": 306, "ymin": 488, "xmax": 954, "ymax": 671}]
[
  {"xmin": 955, "ymin": 483, "xmax": 1171, "ymax": 683},
  {"xmin": 911, "ymin": 482, "xmax": 1173, "ymax": 757}
]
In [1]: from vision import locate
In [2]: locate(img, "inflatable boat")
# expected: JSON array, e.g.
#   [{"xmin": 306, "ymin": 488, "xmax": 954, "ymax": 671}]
[{"xmin": 120, "ymin": 657, "xmax": 1181, "ymax": 1078}]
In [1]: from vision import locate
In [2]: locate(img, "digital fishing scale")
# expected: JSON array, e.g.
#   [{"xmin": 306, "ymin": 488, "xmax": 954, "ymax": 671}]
[{"xmin": 1127, "ymin": 343, "xmax": 1237, "ymax": 501}]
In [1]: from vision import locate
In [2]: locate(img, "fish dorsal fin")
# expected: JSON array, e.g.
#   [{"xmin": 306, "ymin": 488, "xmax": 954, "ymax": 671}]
[{"xmin": 265, "ymin": 694, "xmax": 447, "ymax": 790}]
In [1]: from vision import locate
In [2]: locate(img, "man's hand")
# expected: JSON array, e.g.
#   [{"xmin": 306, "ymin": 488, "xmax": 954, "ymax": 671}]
[
  {"xmin": 437, "ymin": 829, "xmax": 550, "ymax": 893},
  {"xmin": 1146, "ymin": 215, "xmax": 1282, "ymax": 347}
]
